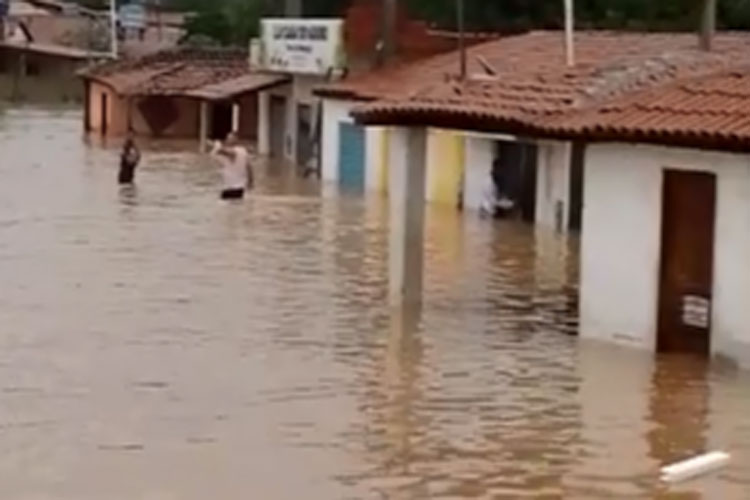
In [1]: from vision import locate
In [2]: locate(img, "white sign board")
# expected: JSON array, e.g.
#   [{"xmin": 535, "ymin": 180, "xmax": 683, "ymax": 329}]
[
  {"xmin": 260, "ymin": 18, "xmax": 345, "ymax": 75},
  {"xmin": 119, "ymin": 3, "xmax": 146, "ymax": 30}
]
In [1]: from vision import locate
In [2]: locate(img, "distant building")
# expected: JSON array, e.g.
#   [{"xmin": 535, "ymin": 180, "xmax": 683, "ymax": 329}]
[
  {"xmin": 0, "ymin": 40, "xmax": 104, "ymax": 102},
  {"xmin": 253, "ymin": 0, "xmax": 471, "ymax": 171},
  {"xmin": 252, "ymin": 17, "xmax": 346, "ymax": 168},
  {"xmin": 0, "ymin": 0, "xmax": 110, "ymax": 102},
  {"xmin": 79, "ymin": 47, "xmax": 288, "ymax": 143}
]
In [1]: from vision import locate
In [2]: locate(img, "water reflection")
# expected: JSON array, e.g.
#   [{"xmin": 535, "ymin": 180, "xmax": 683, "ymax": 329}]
[{"xmin": 0, "ymin": 108, "xmax": 749, "ymax": 499}]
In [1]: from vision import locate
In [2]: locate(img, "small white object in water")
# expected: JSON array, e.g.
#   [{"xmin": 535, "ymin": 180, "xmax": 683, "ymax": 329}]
[{"xmin": 661, "ymin": 451, "xmax": 730, "ymax": 483}]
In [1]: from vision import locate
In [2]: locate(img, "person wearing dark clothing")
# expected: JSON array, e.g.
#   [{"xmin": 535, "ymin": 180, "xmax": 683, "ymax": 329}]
[{"xmin": 118, "ymin": 134, "xmax": 141, "ymax": 185}]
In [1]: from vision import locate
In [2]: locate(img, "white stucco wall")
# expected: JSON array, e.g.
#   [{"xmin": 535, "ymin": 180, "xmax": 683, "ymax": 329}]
[
  {"xmin": 463, "ymin": 136, "xmax": 494, "ymax": 211},
  {"xmin": 581, "ymin": 143, "xmax": 750, "ymax": 367},
  {"xmin": 321, "ymin": 98, "xmax": 355, "ymax": 183},
  {"xmin": 536, "ymin": 140, "xmax": 572, "ymax": 231}
]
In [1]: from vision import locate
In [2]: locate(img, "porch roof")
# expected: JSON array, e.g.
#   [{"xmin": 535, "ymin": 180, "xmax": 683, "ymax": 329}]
[
  {"xmin": 0, "ymin": 40, "xmax": 104, "ymax": 60},
  {"xmin": 185, "ymin": 73, "xmax": 289, "ymax": 100}
]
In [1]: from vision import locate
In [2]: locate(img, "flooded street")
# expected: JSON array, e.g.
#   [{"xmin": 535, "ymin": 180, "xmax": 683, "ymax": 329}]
[{"xmin": 1, "ymin": 107, "xmax": 750, "ymax": 499}]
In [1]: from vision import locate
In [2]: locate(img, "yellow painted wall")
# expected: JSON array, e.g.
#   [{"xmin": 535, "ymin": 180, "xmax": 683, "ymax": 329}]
[
  {"xmin": 426, "ymin": 129, "xmax": 465, "ymax": 208},
  {"xmin": 378, "ymin": 127, "xmax": 390, "ymax": 194},
  {"xmin": 366, "ymin": 126, "xmax": 391, "ymax": 195}
]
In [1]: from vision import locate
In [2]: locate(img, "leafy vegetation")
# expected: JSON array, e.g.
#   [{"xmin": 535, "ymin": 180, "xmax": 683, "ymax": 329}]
[{"xmin": 173, "ymin": 0, "xmax": 749, "ymax": 47}]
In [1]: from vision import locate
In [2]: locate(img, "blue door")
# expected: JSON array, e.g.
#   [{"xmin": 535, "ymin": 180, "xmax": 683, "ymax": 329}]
[{"xmin": 338, "ymin": 122, "xmax": 365, "ymax": 191}]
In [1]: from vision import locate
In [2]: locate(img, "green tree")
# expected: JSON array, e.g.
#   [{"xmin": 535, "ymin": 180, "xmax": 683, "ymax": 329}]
[{"xmin": 180, "ymin": 0, "xmax": 265, "ymax": 46}]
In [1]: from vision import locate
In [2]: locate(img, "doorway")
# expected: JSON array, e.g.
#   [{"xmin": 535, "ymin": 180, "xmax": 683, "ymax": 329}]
[
  {"xmin": 493, "ymin": 141, "xmax": 538, "ymax": 222},
  {"xmin": 210, "ymin": 102, "xmax": 232, "ymax": 140},
  {"xmin": 100, "ymin": 92, "xmax": 108, "ymax": 135},
  {"xmin": 270, "ymin": 95, "xmax": 286, "ymax": 158},
  {"xmin": 657, "ymin": 170, "xmax": 716, "ymax": 356},
  {"xmin": 568, "ymin": 142, "xmax": 586, "ymax": 231},
  {"xmin": 297, "ymin": 103, "xmax": 312, "ymax": 166}
]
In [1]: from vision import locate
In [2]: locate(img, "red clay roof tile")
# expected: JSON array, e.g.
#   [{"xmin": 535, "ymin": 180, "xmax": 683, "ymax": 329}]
[
  {"xmin": 348, "ymin": 31, "xmax": 750, "ymax": 149},
  {"xmin": 79, "ymin": 48, "xmax": 284, "ymax": 99}
]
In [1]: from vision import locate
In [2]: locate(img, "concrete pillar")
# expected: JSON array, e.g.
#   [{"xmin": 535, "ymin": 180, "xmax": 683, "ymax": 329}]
[
  {"xmin": 199, "ymin": 100, "xmax": 208, "ymax": 151},
  {"xmin": 258, "ymin": 91, "xmax": 270, "ymax": 155},
  {"xmin": 388, "ymin": 127, "xmax": 427, "ymax": 306},
  {"xmin": 231, "ymin": 102, "xmax": 240, "ymax": 132}
]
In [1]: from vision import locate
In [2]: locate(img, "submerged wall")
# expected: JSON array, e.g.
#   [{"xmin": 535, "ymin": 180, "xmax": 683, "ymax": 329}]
[{"xmin": 581, "ymin": 142, "xmax": 750, "ymax": 368}]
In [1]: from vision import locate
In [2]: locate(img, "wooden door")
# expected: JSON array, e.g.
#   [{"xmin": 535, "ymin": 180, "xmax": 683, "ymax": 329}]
[{"xmin": 657, "ymin": 170, "xmax": 716, "ymax": 356}]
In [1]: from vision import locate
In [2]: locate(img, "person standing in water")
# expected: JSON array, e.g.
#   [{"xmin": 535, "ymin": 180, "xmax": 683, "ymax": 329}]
[
  {"xmin": 211, "ymin": 132, "xmax": 252, "ymax": 200},
  {"xmin": 118, "ymin": 132, "xmax": 141, "ymax": 185}
]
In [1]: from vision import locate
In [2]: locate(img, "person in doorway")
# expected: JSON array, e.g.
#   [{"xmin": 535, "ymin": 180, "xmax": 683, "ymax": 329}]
[
  {"xmin": 489, "ymin": 157, "xmax": 515, "ymax": 218},
  {"xmin": 118, "ymin": 131, "xmax": 141, "ymax": 185},
  {"xmin": 211, "ymin": 132, "xmax": 252, "ymax": 200}
]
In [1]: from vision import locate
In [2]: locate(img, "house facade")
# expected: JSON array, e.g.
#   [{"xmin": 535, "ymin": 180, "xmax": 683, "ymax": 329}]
[
  {"xmin": 0, "ymin": 41, "xmax": 95, "ymax": 101},
  {"xmin": 79, "ymin": 48, "xmax": 288, "ymax": 143},
  {"xmin": 537, "ymin": 70, "xmax": 750, "ymax": 368},
  {"xmin": 253, "ymin": 18, "xmax": 346, "ymax": 168},
  {"xmin": 319, "ymin": 31, "xmax": 728, "ymax": 230},
  {"xmin": 351, "ymin": 31, "xmax": 750, "ymax": 367}
]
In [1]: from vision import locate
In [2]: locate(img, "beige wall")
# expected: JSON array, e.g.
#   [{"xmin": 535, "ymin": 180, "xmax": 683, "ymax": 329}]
[
  {"xmin": 0, "ymin": 49, "xmax": 84, "ymax": 102},
  {"xmin": 88, "ymin": 80, "xmax": 128, "ymax": 135},
  {"xmin": 87, "ymin": 82, "xmax": 200, "ymax": 138}
]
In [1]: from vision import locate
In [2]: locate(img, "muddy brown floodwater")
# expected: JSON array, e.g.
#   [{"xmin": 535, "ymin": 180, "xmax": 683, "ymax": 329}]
[{"xmin": 1, "ymin": 107, "xmax": 750, "ymax": 499}]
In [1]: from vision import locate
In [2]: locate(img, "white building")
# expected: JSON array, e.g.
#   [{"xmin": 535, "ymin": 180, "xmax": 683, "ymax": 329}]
[
  {"xmin": 543, "ymin": 69, "xmax": 750, "ymax": 368},
  {"xmin": 317, "ymin": 85, "xmax": 581, "ymax": 231},
  {"xmin": 253, "ymin": 18, "xmax": 345, "ymax": 167},
  {"xmin": 316, "ymin": 31, "xmax": 750, "ymax": 231},
  {"xmin": 350, "ymin": 32, "xmax": 750, "ymax": 367}
]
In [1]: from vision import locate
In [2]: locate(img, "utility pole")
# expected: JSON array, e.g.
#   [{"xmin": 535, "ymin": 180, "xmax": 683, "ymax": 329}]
[
  {"xmin": 457, "ymin": 0, "xmax": 466, "ymax": 79},
  {"xmin": 383, "ymin": 0, "xmax": 397, "ymax": 61},
  {"xmin": 700, "ymin": 0, "xmax": 716, "ymax": 51},
  {"xmin": 563, "ymin": 0, "xmax": 574, "ymax": 66},
  {"xmin": 110, "ymin": 0, "xmax": 118, "ymax": 58},
  {"xmin": 284, "ymin": 0, "xmax": 302, "ymax": 17}
]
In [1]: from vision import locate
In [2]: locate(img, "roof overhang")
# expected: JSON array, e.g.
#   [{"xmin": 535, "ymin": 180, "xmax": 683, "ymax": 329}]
[{"xmin": 184, "ymin": 73, "xmax": 290, "ymax": 101}]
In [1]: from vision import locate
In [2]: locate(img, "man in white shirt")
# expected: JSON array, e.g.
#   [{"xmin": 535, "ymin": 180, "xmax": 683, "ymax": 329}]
[{"xmin": 211, "ymin": 132, "xmax": 252, "ymax": 200}]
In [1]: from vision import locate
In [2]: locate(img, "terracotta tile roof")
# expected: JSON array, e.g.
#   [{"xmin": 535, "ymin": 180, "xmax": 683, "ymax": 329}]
[
  {"xmin": 348, "ymin": 31, "xmax": 750, "ymax": 132},
  {"xmin": 538, "ymin": 69, "xmax": 750, "ymax": 149},
  {"xmin": 185, "ymin": 73, "xmax": 289, "ymax": 100},
  {"xmin": 80, "ymin": 48, "xmax": 284, "ymax": 99}
]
